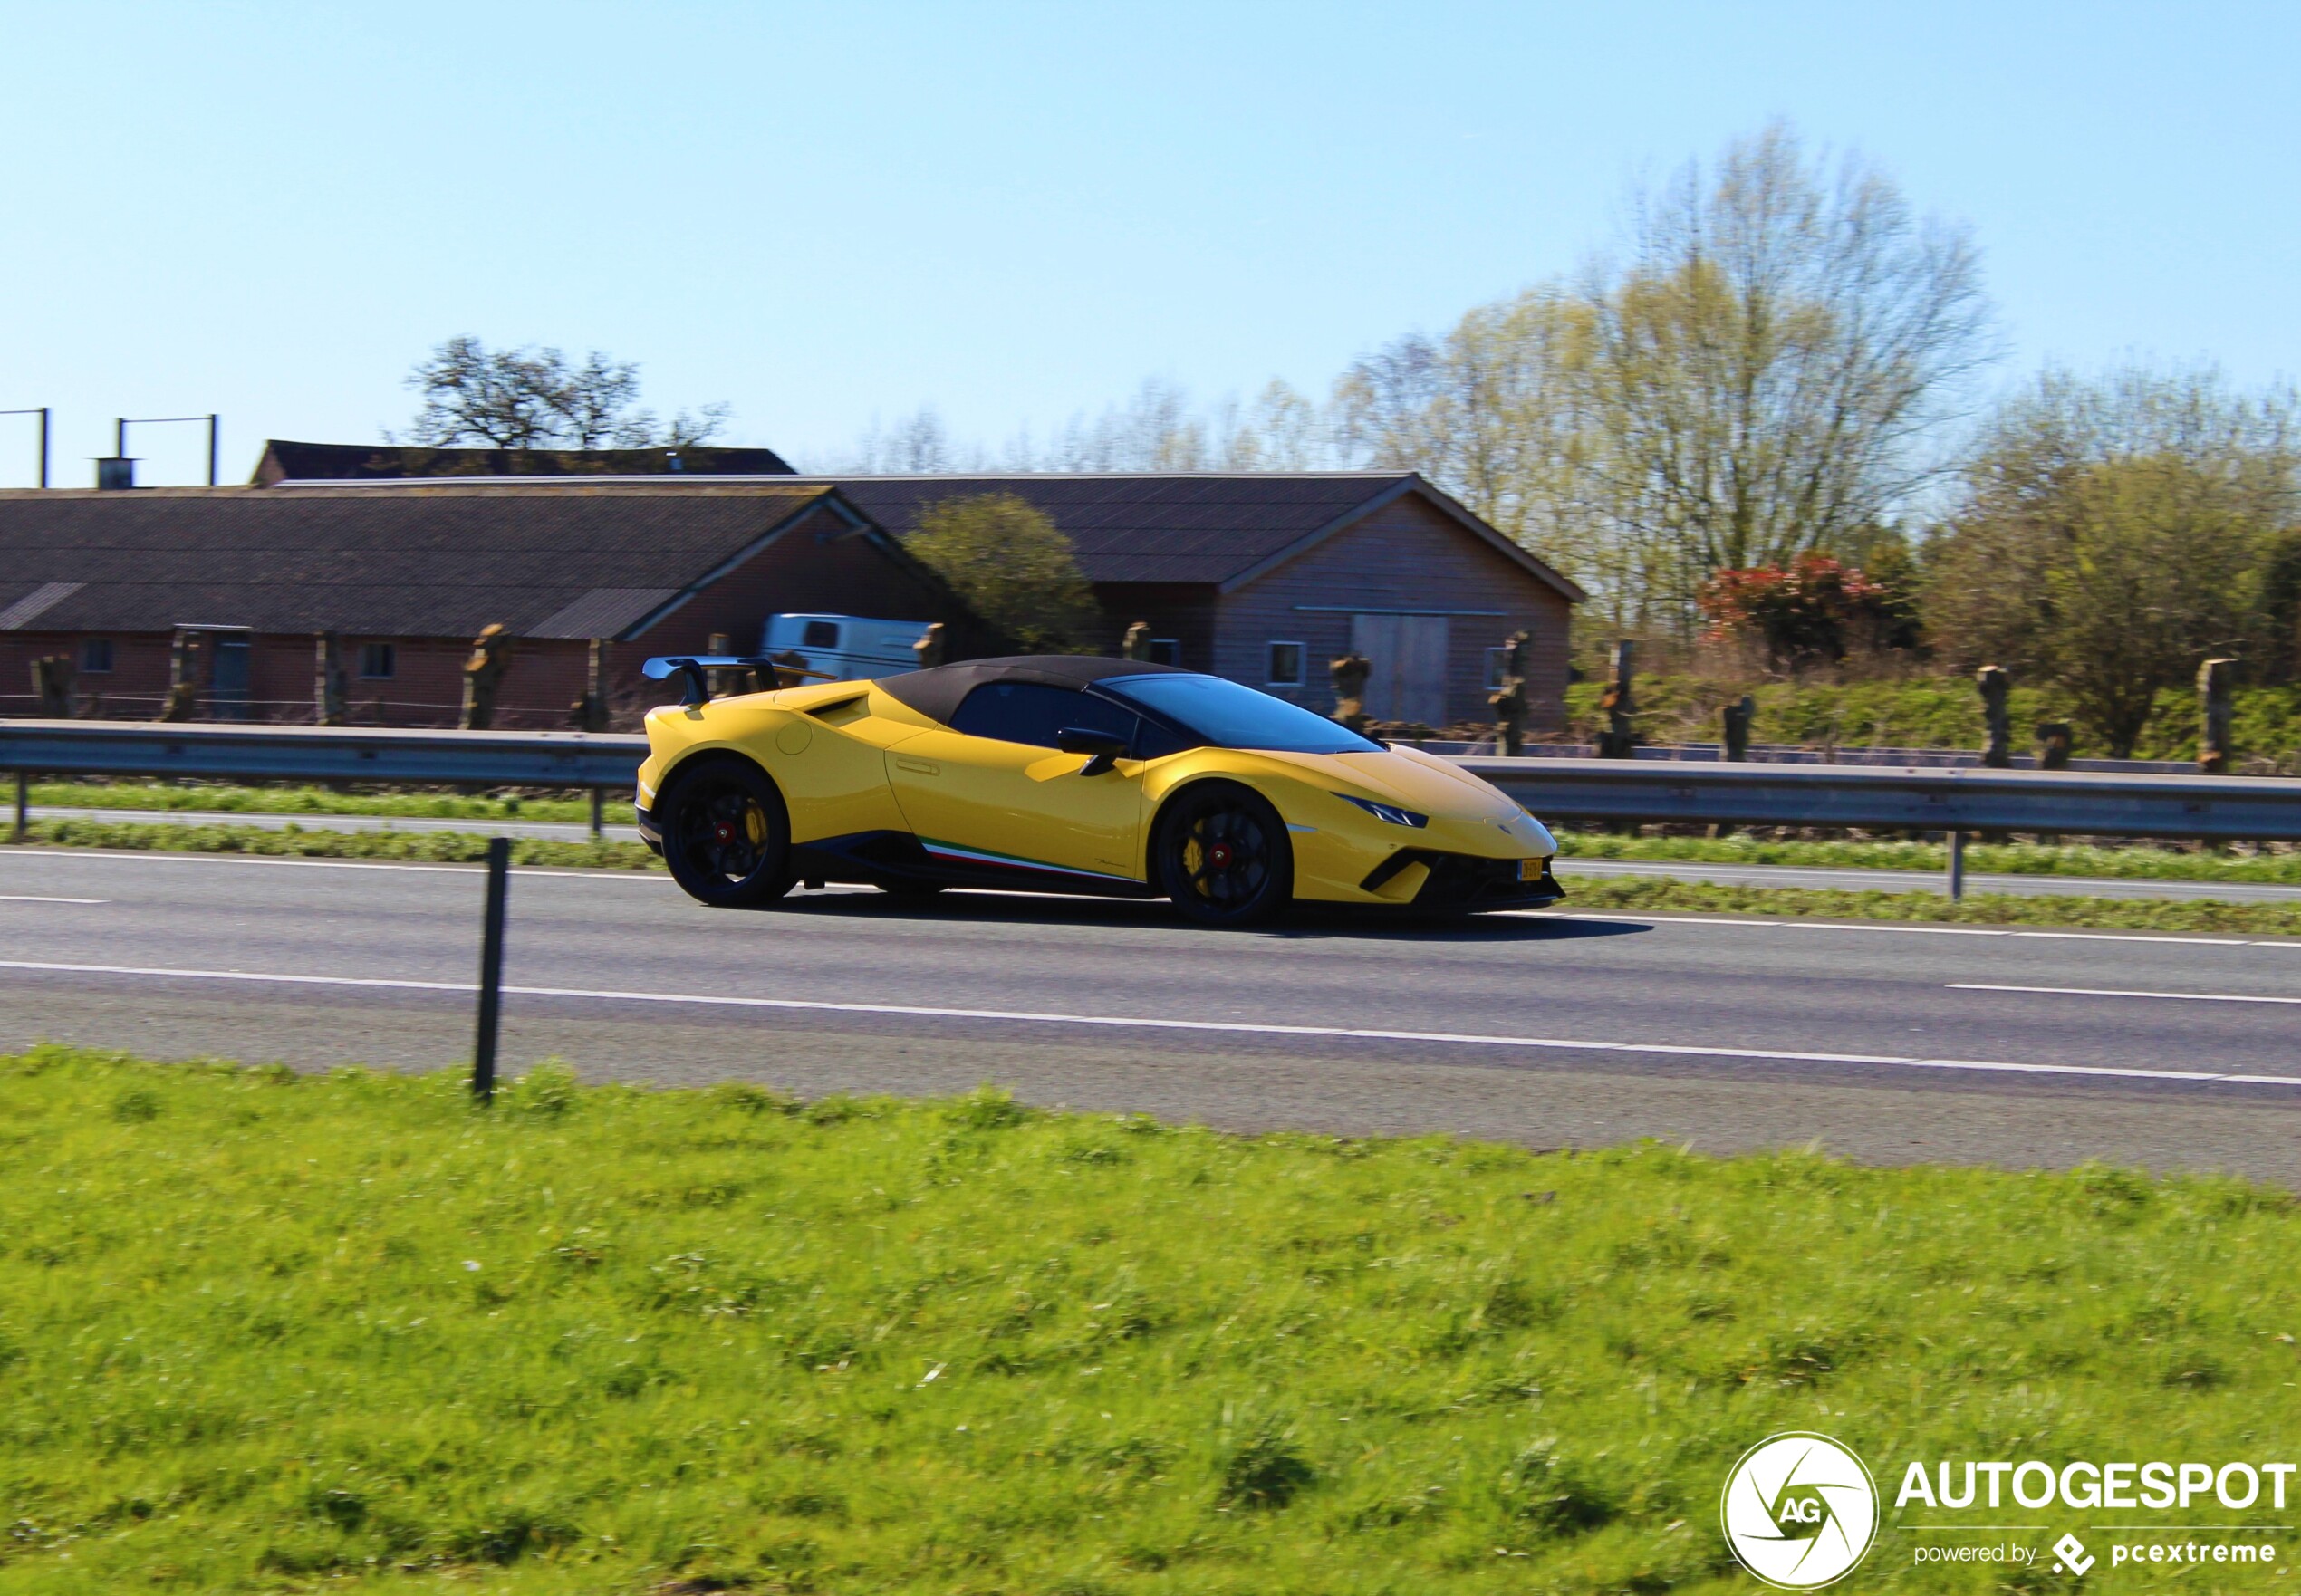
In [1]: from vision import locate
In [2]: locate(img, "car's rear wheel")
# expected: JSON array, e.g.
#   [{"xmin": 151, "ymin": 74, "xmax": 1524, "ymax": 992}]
[
  {"xmin": 659, "ymin": 757, "xmax": 794, "ymax": 908},
  {"xmin": 1154, "ymin": 783, "xmax": 1292, "ymax": 928}
]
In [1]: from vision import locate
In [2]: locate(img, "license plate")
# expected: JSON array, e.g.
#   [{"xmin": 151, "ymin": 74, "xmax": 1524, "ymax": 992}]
[{"xmin": 1518, "ymin": 858, "xmax": 1545, "ymax": 882}]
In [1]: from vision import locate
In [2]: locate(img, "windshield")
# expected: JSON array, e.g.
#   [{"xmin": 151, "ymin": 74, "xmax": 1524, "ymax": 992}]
[{"xmin": 1101, "ymin": 674, "xmax": 1382, "ymax": 755}]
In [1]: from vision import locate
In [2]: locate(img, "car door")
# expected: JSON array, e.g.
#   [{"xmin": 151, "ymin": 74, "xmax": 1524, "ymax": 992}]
[{"xmin": 887, "ymin": 681, "xmax": 1147, "ymax": 883}]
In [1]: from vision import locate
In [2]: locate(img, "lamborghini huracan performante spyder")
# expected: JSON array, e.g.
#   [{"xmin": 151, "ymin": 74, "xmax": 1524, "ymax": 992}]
[{"xmin": 632, "ymin": 655, "xmax": 1563, "ymax": 927}]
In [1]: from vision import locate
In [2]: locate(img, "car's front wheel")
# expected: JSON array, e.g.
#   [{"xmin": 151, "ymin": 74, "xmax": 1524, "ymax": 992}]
[
  {"xmin": 659, "ymin": 757, "xmax": 794, "ymax": 908},
  {"xmin": 1154, "ymin": 783, "xmax": 1293, "ymax": 928}
]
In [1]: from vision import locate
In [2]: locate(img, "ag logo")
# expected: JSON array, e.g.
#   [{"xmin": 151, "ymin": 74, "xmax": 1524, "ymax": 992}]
[{"xmin": 1720, "ymin": 1432, "xmax": 1880, "ymax": 1589}]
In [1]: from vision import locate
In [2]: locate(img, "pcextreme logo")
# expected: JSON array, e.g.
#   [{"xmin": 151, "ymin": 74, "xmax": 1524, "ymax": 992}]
[{"xmin": 1720, "ymin": 1433, "xmax": 1881, "ymax": 1589}]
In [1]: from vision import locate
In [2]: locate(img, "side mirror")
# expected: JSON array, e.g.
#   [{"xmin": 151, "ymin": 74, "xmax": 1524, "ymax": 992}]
[{"xmin": 1055, "ymin": 726, "xmax": 1129, "ymax": 775}]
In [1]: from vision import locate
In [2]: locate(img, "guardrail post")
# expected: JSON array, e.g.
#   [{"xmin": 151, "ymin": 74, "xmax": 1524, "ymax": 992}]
[
  {"xmin": 589, "ymin": 787, "xmax": 604, "ymax": 840},
  {"xmin": 12, "ymin": 771, "xmax": 24, "ymax": 842},
  {"xmin": 1946, "ymin": 830, "xmax": 1967, "ymax": 901},
  {"xmin": 472, "ymin": 836, "xmax": 510, "ymax": 1104}
]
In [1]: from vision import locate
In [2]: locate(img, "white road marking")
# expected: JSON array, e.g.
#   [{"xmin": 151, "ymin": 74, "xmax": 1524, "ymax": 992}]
[
  {"xmin": 1951, "ymin": 983, "xmax": 2301, "ymax": 1006},
  {"xmin": 0, "ymin": 895, "xmax": 106, "ymax": 904},
  {"xmin": 0, "ymin": 957, "xmax": 2293, "ymax": 1089},
  {"xmin": 3, "ymin": 850, "xmax": 2297, "ymax": 946},
  {"xmin": 0, "ymin": 848, "xmax": 667, "ymax": 880},
  {"xmin": 1541, "ymin": 909, "xmax": 2296, "ymax": 948}
]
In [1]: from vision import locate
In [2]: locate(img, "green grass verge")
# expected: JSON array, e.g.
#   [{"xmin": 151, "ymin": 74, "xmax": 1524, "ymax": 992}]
[
  {"xmin": 25, "ymin": 780, "xmax": 597, "ymax": 822},
  {"xmin": 0, "ymin": 1046, "xmax": 2292, "ymax": 1593},
  {"xmin": 1555, "ymin": 831, "xmax": 2301, "ymax": 884},
  {"xmin": 1563, "ymin": 673, "xmax": 2301, "ymax": 765},
  {"xmin": 6, "ymin": 817, "xmax": 661, "ymax": 871},
  {"xmin": 11, "ymin": 820, "xmax": 2301, "ymax": 936},
  {"xmin": 1561, "ymin": 873, "xmax": 2301, "ymax": 937}
]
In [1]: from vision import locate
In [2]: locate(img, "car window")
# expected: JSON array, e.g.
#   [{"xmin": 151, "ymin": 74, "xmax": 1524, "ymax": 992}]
[
  {"xmin": 1102, "ymin": 673, "xmax": 1382, "ymax": 754},
  {"xmin": 950, "ymin": 681, "xmax": 1141, "ymax": 750}
]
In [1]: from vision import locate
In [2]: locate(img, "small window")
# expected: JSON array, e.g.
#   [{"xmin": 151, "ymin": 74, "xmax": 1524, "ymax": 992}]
[
  {"xmin": 1266, "ymin": 641, "xmax": 1305, "ymax": 687},
  {"xmin": 1148, "ymin": 638, "xmax": 1180, "ymax": 667},
  {"xmin": 80, "ymin": 639, "xmax": 114, "ymax": 674},
  {"xmin": 359, "ymin": 642, "xmax": 397, "ymax": 679},
  {"xmin": 801, "ymin": 620, "xmax": 840, "ymax": 649},
  {"xmin": 949, "ymin": 681, "xmax": 1141, "ymax": 752}
]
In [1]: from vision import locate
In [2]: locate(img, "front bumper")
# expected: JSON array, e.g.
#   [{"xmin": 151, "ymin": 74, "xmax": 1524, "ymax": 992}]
[
  {"xmin": 634, "ymin": 803, "xmax": 663, "ymax": 854},
  {"xmin": 1361, "ymin": 849, "xmax": 1564, "ymax": 911}
]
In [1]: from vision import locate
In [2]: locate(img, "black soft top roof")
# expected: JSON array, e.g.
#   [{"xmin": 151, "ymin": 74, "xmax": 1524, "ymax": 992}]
[{"xmin": 875, "ymin": 655, "xmax": 1192, "ymax": 726}]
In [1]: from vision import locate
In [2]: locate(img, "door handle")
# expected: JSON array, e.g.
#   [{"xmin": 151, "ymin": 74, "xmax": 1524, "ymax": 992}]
[{"xmin": 894, "ymin": 756, "xmax": 939, "ymax": 775}]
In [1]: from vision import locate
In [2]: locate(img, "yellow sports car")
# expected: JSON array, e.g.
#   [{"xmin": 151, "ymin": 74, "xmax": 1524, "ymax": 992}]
[{"xmin": 633, "ymin": 655, "xmax": 1561, "ymax": 927}]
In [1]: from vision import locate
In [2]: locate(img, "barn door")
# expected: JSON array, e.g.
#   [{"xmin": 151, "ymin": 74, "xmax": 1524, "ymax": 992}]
[
  {"xmin": 210, "ymin": 635, "xmax": 252, "ymax": 721},
  {"xmin": 1350, "ymin": 614, "xmax": 1448, "ymax": 726}
]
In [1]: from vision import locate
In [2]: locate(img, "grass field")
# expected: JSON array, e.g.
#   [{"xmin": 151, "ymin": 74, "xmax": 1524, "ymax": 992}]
[
  {"xmin": 24, "ymin": 781, "xmax": 597, "ymax": 823},
  {"xmin": 1, "ymin": 1047, "xmax": 2295, "ymax": 1593},
  {"xmin": 28, "ymin": 780, "xmax": 2301, "ymax": 884},
  {"xmin": 1553, "ymin": 830, "xmax": 2301, "ymax": 885}
]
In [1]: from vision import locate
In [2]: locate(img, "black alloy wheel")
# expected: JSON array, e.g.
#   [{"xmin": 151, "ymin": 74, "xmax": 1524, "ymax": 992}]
[
  {"xmin": 1156, "ymin": 783, "xmax": 1293, "ymax": 928},
  {"xmin": 659, "ymin": 758, "xmax": 794, "ymax": 908}
]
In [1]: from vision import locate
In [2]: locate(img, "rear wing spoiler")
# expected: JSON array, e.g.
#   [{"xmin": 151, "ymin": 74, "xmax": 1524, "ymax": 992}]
[{"xmin": 641, "ymin": 655, "xmax": 839, "ymax": 707}]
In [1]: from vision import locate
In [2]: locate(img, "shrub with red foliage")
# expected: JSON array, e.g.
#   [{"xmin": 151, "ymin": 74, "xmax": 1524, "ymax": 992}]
[{"xmin": 1699, "ymin": 553, "xmax": 1920, "ymax": 669}]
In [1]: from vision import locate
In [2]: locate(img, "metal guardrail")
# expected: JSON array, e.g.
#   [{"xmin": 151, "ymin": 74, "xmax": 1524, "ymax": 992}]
[
  {"xmin": 5, "ymin": 720, "xmax": 2300, "ymax": 897},
  {"xmin": 1461, "ymin": 756, "xmax": 2301, "ymax": 844},
  {"xmin": 0, "ymin": 719, "xmax": 649, "ymax": 789}
]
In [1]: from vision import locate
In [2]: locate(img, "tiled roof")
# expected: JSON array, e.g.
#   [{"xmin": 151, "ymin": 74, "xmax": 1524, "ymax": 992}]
[
  {"xmin": 809, "ymin": 473, "xmax": 1583, "ymax": 599},
  {"xmin": 253, "ymin": 439, "xmax": 795, "ymax": 484},
  {"xmin": 0, "ymin": 482, "xmax": 842, "ymax": 639}
]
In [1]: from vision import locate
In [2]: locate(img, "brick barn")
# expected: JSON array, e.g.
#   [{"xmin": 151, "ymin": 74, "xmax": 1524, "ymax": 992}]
[{"xmin": 0, "ymin": 479, "xmax": 975, "ymax": 729}]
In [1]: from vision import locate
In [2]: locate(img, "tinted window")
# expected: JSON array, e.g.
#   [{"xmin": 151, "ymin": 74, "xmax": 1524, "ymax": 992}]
[
  {"xmin": 951, "ymin": 681, "xmax": 1141, "ymax": 751},
  {"xmin": 802, "ymin": 620, "xmax": 840, "ymax": 649},
  {"xmin": 1102, "ymin": 674, "xmax": 1381, "ymax": 754}
]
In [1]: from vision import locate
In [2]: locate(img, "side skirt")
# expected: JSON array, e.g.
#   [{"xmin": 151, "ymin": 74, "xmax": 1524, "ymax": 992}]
[{"xmin": 792, "ymin": 830, "xmax": 1160, "ymax": 899}]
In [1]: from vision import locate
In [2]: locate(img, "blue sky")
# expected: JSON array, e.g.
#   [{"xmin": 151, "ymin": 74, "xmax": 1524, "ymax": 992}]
[{"xmin": 0, "ymin": 1, "xmax": 2294, "ymax": 486}]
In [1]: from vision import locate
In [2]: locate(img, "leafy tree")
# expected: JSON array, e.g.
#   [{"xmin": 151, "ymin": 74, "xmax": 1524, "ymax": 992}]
[
  {"xmin": 399, "ymin": 336, "xmax": 729, "ymax": 450},
  {"xmin": 1924, "ymin": 366, "xmax": 2297, "ymax": 754},
  {"xmin": 906, "ymin": 494, "xmax": 1099, "ymax": 651}
]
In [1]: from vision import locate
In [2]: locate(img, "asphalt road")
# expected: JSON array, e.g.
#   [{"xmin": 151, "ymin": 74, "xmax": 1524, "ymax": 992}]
[
  {"xmin": 31, "ymin": 806, "xmax": 2301, "ymax": 903},
  {"xmin": 5, "ymin": 846, "xmax": 2299, "ymax": 1182}
]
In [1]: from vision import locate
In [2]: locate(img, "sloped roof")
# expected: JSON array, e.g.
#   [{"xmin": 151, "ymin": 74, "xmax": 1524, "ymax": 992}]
[
  {"xmin": 813, "ymin": 472, "xmax": 1584, "ymax": 601},
  {"xmin": 253, "ymin": 438, "xmax": 795, "ymax": 484},
  {"xmin": 0, "ymin": 482, "xmax": 853, "ymax": 639}
]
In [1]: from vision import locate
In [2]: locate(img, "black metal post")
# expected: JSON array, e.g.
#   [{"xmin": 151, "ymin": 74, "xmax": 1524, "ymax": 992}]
[
  {"xmin": 207, "ymin": 415, "xmax": 218, "ymax": 486},
  {"xmin": 472, "ymin": 836, "xmax": 511, "ymax": 1102},
  {"xmin": 36, "ymin": 408, "xmax": 46, "ymax": 489},
  {"xmin": 12, "ymin": 771, "xmax": 25, "ymax": 842},
  {"xmin": 590, "ymin": 786, "xmax": 604, "ymax": 840},
  {"xmin": 1947, "ymin": 830, "xmax": 1967, "ymax": 901}
]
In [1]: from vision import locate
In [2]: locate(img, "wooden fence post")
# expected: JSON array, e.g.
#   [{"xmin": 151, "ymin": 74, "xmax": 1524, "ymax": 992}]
[
  {"xmin": 1976, "ymin": 666, "xmax": 2011, "ymax": 768},
  {"xmin": 1596, "ymin": 640, "xmax": 1637, "ymax": 759},
  {"xmin": 2199, "ymin": 658, "xmax": 2237, "ymax": 774}
]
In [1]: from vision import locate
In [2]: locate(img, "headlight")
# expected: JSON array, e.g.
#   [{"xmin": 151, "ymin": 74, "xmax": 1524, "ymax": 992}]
[{"xmin": 1338, "ymin": 793, "xmax": 1428, "ymax": 828}]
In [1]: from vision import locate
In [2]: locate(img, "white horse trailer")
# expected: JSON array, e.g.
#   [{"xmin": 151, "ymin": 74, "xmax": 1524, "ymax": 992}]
[{"xmin": 759, "ymin": 613, "xmax": 933, "ymax": 682}]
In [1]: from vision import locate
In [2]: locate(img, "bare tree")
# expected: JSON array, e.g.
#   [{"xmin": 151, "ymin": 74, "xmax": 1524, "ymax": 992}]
[
  {"xmin": 1581, "ymin": 123, "xmax": 1995, "ymax": 621},
  {"xmin": 399, "ymin": 337, "xmax": 728, "ymax": 450}
]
